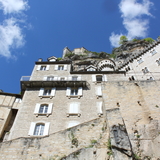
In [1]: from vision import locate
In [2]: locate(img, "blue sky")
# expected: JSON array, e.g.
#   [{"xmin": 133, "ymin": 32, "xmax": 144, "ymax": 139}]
[{"xmin": 0, "ymin": 0, "xmax": 160, "ymax": 94}]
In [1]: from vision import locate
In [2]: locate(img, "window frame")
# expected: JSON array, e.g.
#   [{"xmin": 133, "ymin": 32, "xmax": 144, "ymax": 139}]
[
  {"xmin": 28, "ymin": 122, "xmax": 50, "ymax": 136},
  {"xmin": 39, "ymin": 88, "xmax": 56, "ymax": 99},
  {"xmin": 66, "ymin": 87, "xmax": 83, "ymax": 99}
]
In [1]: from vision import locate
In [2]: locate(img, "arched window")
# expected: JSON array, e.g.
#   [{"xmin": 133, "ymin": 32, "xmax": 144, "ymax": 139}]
[
  {"xmin": 34, "ymin": 123, "xmax": 45, "ymax": 135},
  {"xmin": 39, "ymin": 104, "xmax": 48, "ymax": 114}
]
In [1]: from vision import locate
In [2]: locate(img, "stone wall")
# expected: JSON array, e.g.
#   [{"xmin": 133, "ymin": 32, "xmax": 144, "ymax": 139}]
[
  {"xmin": 0, "ymin": 117, "xmax": 111, "ymax": 160},
  {"xmin": 102, "ymin": 81, "xmax": 160, "ymax": 159}
]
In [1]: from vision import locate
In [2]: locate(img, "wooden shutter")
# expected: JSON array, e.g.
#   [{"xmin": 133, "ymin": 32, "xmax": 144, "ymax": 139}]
[
  {"xmin": 54, "ymin": 76, "xmax": 58, "ymax": 80},
  {"xmin": 66, "ymin": 87, "xmax": 71, "ymax": 96},
  {"xmin": 51, "ymin": 88, "xmax": 56, "ymax": 96},
  {"xmin": 96, "ymin": 86, "xmax": 102, "ymax": 96},
  {"xmin": 78, "ymin": 87, "xmax": 83, "ymax": 96},
  {"xmin": 68, "ymin": 76, "xmax": 72, "ymax": 80},
  {"xmin": 97, "ymin": 102, "xmax": 103, "ymax": 114},
  {"xmin": 47, "ymin": 103, "xmax": 53, "ymax": 114},
  {"xmin": 44, "ymin": 122, "xmax": 50, "ymax": 136},
  {"xmin": 92, "ymin": 75, "xmax": 96, "ymax": 82},
  {"xmin": 103, "ymin": 75, "xmax": 107, "ymax": 81},
  {"xmin": 54, "ymin": 65, "xmax": 58, "ymax": 70},
  {"xmin": 39, "ymin": 88, "xmax": 44, "ymax": 96},
  {"xmin": 46, "ymin": 65, "xmax": 50, "ymax": 70},
  {"xmin": 43, "ymin": 76, "xmax": 47, "ymax": 81},
  {"xmin": 34, "ymin": 103, "xmax": 40, "ymax": 114},
  {"xmin": 77, "ymin": 76, "xmax": 81, "ymax": 80},
  {"xmin": 36, "ymin": 65, "xmax": 41, "ymax": 71},
  {"xmin": 69, "ymin": 103, "xmax": 79, "ymax": 114},
  {"xmin": 28, "ymin": 122, "xmax": 36, "ymax": 135},
  {"xmin": 64, "ymin": 65, "xmax": 67, "ymax": 71}
]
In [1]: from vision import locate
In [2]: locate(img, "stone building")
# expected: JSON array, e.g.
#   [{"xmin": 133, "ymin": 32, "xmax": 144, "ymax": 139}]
[{"xmin": 0, "ymin": 39, "xmax": 160, "ymax": 160}]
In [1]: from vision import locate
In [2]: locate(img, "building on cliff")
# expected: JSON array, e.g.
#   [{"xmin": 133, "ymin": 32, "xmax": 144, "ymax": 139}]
[{"xmin": 0, "ymin": 39, "xmax": 160, "ymax": 160}]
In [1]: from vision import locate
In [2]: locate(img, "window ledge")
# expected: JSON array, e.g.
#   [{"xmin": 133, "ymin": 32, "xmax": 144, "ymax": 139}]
[
  {"xmin": 67, "ymin": 95, "xmax": 82, "ymax": 99},
  {"xmin": 39, "ymin": 96, "xmax": 54, "ymax": 99},
  {"xmin": 98, "ymin": 113, "xmax": 103, "ymax": 117},
  {"xmin": 96, "ymin": 95, "xmax": 102, "ymax": 99},
  {"xmin": 34, "ymin": 113, "xmax": 51, "ymax": 117},
  {"xmin": 66, "ymin": 113, "xmax": 81, "ymax": 117}
]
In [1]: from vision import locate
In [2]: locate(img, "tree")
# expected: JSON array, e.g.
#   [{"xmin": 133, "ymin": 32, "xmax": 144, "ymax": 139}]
[
  {"xmin": 119, "ymin": 35, "xmax": 128, "ymax": 45},
  {"xmin": 143, "ymin": 37, "xmax": 154, "ymax": 43}
]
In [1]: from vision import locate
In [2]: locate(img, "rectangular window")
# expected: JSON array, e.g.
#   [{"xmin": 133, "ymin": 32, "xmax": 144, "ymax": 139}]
[
  {"xmin": 47, "ymin": 76, "xmax": 54, "ymax": 81},
  {"xmin": 37, "ymin": 65, "xmax": 49, "ymax": 71},
  {"xmin": 43, "ymin": 89, "xmax": 51, "ymax": 96},
  {"xmin": 142, "ymin": 67, "xmax": 149, "ymax": 74},
  {"xmin": 156, "ymin": 59, "xmax": 160, "ymax": 65},
  {"xmin": 39, "ymin": 88, "xmax": 56, "ymax": 98},
  {"xmin": 58, "ymin": 65, "xmax": 64, "ymax": 70},
  {"xmin": 66, "ymin": 87, "xmax": 82, "ymax": 98},
  {"xmin": 40, "ymin": 66, "xmax": 46, "ymax": 70},
  {"xmin": 92, "ymin": 75, "xmax": 107, "ymax": 83},
  {"xmin": 137, "ymin": 58, "xmax": 143, "ymax": 64},
  {"xmin": 151, "ymin": 50, "xmax": 157, "ymax": 56},
  {"xmin": 71, "ymin": 88, "xmax": 78, "ymax": 96},
  {"xmin": 72, "ymin": 76, "xmax": 78, "ymax": 81}
]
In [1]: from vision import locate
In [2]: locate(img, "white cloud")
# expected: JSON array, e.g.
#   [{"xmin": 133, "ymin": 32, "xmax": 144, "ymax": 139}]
[
  {"xmin": 123, "ymin": 19, "xmax": 149, "ymax": 39},
  {"xmin": 109, "ymin": 33, "xmax": 123, "ymax": 47},
  {"xmin": 0, "ymin": 0, "xmax": 29, "ymax": 14},
  {"xmin": 119, "ymin": 0, "xmax": 152, "ymax": 19},
  {"xmin": 0, "ymin": 18, "xmax": 24, "ymax": 58},
  {"xmin": 109, "ymin": 0, "xmax": 153, "ymax": 47}
]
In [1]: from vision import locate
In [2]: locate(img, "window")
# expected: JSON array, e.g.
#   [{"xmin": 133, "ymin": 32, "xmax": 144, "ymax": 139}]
[
  {"xmin": 95, "ymin": 86, "xmax": 102, "ymax": 99},
  {"xmin": 147, "ymin": 77, "xmax": 154, "ymax": 81},
  {"xmin": 72, "ymin": 76, "xmax": 78, "ymax": 81},
  {"xmin": 151, "ymin": 49, "xmax": 157, "ymax": 56},
  {"xmin": 60, "ymin": 77, "xmax": 65, "ymax": 81},
  {"xmin": 71, "ymin": 88, "xmax": 78, "ymax": 96},
  {"xmin": 47, "ymin": 76, "xmax": 54, "ymax": 81},
  {"xmin": 67, "ymin": 102, "xmax": 80, "ymax": 117},
  {"xmin": 39, "ymin": 88, "xmax": 56, "ymax": 98},
  {"xmin": 34, "ymin": 124, "xmax": 45, "ymax": 135},
  {"xmin": 129, "ymin": 76, "xmax": 135, "ymax": 81},
  {"xmin": 43, "ymin": 89, "xmax": 51, "ymax": 96},
  {"xmin": 92, "ymin": 75, "xmax": 107, "ymax": 83},
  {"xmin": 137, "ymin": 58, "xmax": 143, "ymax": 64},
  {"xmin": 55, "ymin": 65, "xmax": 67, "ymax": 71},
  {"xmin": 58, "ymin": 65, "xmax": 64, "ymax": 70},
  {"xmin": 142, "ymin": 67, "xmax": 149, "ymax": 74},
  {"xmin": 156, "ymin": 59, "xmax": 160, "ymax": 65},
  {"xmin": 37, "ymin": 65, "xmax": 49, "ymax": 71},
  {"xmin": 34, "ymin": 103, "xmax": 53, "ymax": 116},
  {"xmin": 96, "ymin": 75, "xmax": 102, "ymax": 82},
  {"xmin": 39, "ymin": 104, "xmax": 48, "ymax": 114},
  {"xmin": 40, "ymin": 66, "xmax": 46, "ymax": 70},
  {"xmin": 66, "ymin": 87, "xmax": 82, "ymax": 98},
  {"xmin": 28, "ymin": 122, "xmax": 50, "ymax": 136}
]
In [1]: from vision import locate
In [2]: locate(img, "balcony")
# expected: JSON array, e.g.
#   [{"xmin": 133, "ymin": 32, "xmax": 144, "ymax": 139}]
[{"xmin": 20, "ymin": 76, "xmax": 89, "ymax": 91}]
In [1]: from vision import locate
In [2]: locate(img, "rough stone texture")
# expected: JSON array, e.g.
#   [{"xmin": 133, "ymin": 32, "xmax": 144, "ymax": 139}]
[
  {"xmin": 106, "ymin": 108, "xmax": 133, "ymax": 160},
  {"xmin": 0, "ymin": 118, "xmax": 111, "ymax": 160},
  {"xmin": 102, "ymin": 81, "xmax": 160, "ymax": 159}
]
